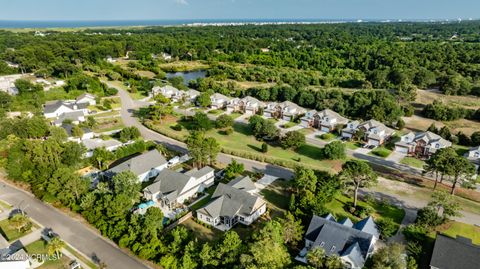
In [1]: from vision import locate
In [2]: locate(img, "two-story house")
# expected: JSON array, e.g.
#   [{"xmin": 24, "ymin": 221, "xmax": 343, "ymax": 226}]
[
  {"xmin": 313, "ymin": 109, "xmax": 349, "ymax": 132},
  {"xmin": 43, "ymin": 100, "xmax": 89, "ymax": 119},
  {"xmin": 210, "ymin": 93, "xmax": 231, "ymax": 110},
  {"xmin": 152, "ymin": 85, "xmax": 181, "ymax": 99},
  {"xmin": 342, "ymin": 119, "xmax": 395, "ymax": 146},
  {"xmin": 143, "ymin": 167, "xmax": 215, "ymax": 218},
  {"xmin": 296, "ymin": 214, "xmax": 380, "ymax": 269},
  {"xmin": 466, "ymin": 146, "xmax": 480, "ymax": 160},
  {"xmin": 263, "ymin": 101, "xmax": 306, "ymax": 121},
  {"xmin": 395, "ymin": 131, "xmax": 452, "ymax": 157},
  {"xmin": 76, "ymin": 93, "xmax": 97, "ymax": 106},
  {"xmin": 196, "ymin": 176, "xmax": 266, "ymax": 231},
  {"xmin": 103, "ymin": 149, "xmax": 168, "ymax": 182},
  {"xmin": 300, "ymin": 110, "xmax": 318, "ymax": 128},
  {"xmin": 227, "ymin": 96, "xmax": 265, "ymax": 115}
]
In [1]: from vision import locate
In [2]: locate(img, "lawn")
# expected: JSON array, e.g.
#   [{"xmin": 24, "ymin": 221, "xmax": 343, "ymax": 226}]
[
  {"xmin": 129, "ymin": 91, "xmax": 149, "ymax": 101},
  {"xmin": 369, "ymin": 146, "xmax": 392, "ymax": 158},
  {"xmin": 400, "ymin": 157, "xmax": 426, "ymax": 169},
  {"xmin": 181, "ymin": 218, "xmax": 224, "ymax": 242},
  {"xmin": 93, "ymin": 117, "xmax": 125, "ymax": 133},
  {"xmin": 280, "ymin": 122, "xmax": 297, "ymax": 129},
  {"xmin": 0, "ymin": 218, "xmax": 36, "ymax": 242},
  {"xmin": 188, "ymin": 195, "xmax": 212, "ymax": 211},
  {"xmin": 25, "ymin": 239, "xmax": 72, "ymax": 269},
  {"xmin": 207, "ymin": 109, "xmax": 224, "ymax": 115},
  {"xmin": 147, "ymin": 117, "xmax": 343, "ymax": 173},
  {"xmin": 260, "ymin": 180, "xmax": 290, "ymax": 218},
  {"xmin": 345, "ymin": 141, "xmax": 362, "ymax": 150},
  {"xmin": 324, "ymin": 194, "xmax": 405, "ymax": 230},
  {"xmin": 229, "ymin": 112, "xmax": 243, "ymax": 119},
  {"xmin": 436, "ymin": 221, "xmax": 480, "ymax": 245},
  {"xmin": 317, "ymin": 133, "xmax": 336, "ymax": 141}
]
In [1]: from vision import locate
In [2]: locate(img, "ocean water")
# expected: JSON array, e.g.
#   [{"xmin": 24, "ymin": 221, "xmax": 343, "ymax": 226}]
[{"xmin": 0, "ymin": 19, "xmax": 358, "ymax": 29}]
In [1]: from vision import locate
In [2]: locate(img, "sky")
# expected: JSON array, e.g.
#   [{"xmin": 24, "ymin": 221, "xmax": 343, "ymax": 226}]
[{"xmin": 0, "ymin": 0, "xmax": 478, "ymax": 21}]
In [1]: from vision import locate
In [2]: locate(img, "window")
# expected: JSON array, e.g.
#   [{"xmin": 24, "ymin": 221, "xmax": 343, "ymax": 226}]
[
  {"xmin": 435, "ymin": 144, "xmax": 440, "ymax": 149},
  {"xmin": 320, "ymin": 242, "xmax": 325, "ymax": 247},
  {"xmin": 330, "ymin": 246, "xmax": 336, "ymax": 252}
]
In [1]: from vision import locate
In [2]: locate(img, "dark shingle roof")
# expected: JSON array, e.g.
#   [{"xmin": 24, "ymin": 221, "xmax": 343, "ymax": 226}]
[
  {"xmin": 430, "ymin": 234, "xmax": 480, "ymax": 269},
  {"xmin": 353, "ymin": 216, "xmax": 380, "ymax": 239},
  {"xmin": 144, "ymin": 169, "xmax": 191, "ymax": 201},
  {"xmin": 305, "ymin": 215, "xmax": 376, "ymax": 269}
]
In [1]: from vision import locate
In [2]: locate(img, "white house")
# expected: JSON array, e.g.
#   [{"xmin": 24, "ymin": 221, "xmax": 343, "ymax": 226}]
[
  {"xmin": 76, "ymin": 93, "xmax": 97, "ymax": 106},
  {"xmin": 263, "ymin": 101, "xmax": 306, "ymax": 121},
  {"xmin": 196, "ymin": 176, "xmax": 267, "ymax": 231},
  {"xmin": 143, "ymin": 167, "xmax": 215, "ymax": 218},
  {"xmin": 227, "ymin": 96, "xmax": 265, "ymax": 115},
  {"xmin": 53, "ymin": 111, "xmax": 87, "ymax": 126},
  {"xmin": 61, "ymin": 124, "xmax": 95, "ymax": 142},
  {"xmin": 104, "ymin": 149, "xmax": 168, "ymax": 182},
  {"xmin": 313, "ymin": 109, "xmax": 349, "ymax": 132},
  {"xmin": 43, "ymin": 100, "xmax": 88, "ymax": 119},
  {"xmin": 395, "ymin": 131, "xmax": 452, "ymax": 157},
  {"xmin": 210, "ymin": 93, "xmax": 231, "ymax": 110},
  {"xmin": 184, "ymin": 89, "xmax": 200, "ymax": 103},
  {"xmin": 0, "ymin": 74, "xmax": 22, "ymax": 95},
  {"xmin": 152, "ymin": 85, "xmax": 181, "ymax": 99},
  {"xmin": 341, "ymin": 120, "xmax": 360, "ymax": 139},
  {"xmin": 467, "ymin": 146, "xmax": 480, "ymax": 160},
  {"xmin": 82, "ymin": 138, "xmax": 124, "ymax": 158},
  {"xmin": 300, "ymin": 110, "xmax": 318, "ymax": 128}
]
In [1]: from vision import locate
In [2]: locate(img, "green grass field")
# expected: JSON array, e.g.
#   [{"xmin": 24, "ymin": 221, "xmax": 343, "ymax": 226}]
[
  {"xmin": 0, "ymin": 218, "xmax": 36, "ymax": 242},
  {"xmin": 149, "ymin": 117, "xmax": 343, "ymax": 173},
  {"xmin": 436, "ymin": 221, "xmax": 480, "ymax": 244},
  {"xmin": 369, "ymin": 146, "xmax": 392, "ymax": 158},
  {"xmin": 400, "ymin": 157, "xmax": 426, "ymax": 169},
  {"xmin": 345, "ymin": 141, "xmax": 362, "ymax": 150},
  {"xmin": 25, "ymin": 240, "xmax": 72, "ymax": 269}
]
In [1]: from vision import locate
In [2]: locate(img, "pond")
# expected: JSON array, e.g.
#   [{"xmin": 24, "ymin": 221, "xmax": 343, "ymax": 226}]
[{"xmin": 166, "ymin": 70, "xmax": 206, "ymax": 85}]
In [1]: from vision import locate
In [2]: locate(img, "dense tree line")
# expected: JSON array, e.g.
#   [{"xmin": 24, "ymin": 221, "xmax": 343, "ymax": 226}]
[{"xmin": 422, "ymin": 100, "xmax": 480, "ymax": 121}]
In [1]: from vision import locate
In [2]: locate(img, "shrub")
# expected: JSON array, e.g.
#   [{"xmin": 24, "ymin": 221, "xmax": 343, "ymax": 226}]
[
  {"xmin": 171, "ymin": 124, "xmax": 183, "ymax": 131},
  {"xmin": 377, "ymin": 217, "xmax": 398, "ymax": 239},
  {"xmin": 320, "ymin": 133, "xmax": 335, "ymax": 140},
  {"xmin": 371, "ymin": 147, "xmax": 391, "ymax": 158},
  {"xmin": 280, "ymin": 131, "xmax": 305, "ymax": 149},
  {"xmin": 215, "ymin": 114, "xmax": 234, "ymax": 129},
  {"xmin": 322, "ymin": 141, "xmax": 346, "ymax": 160},
  {"xmin": 261, "ymin": 142, "xmax": 268, "ymax": 153},
  {"xmin": 222, "ymin": 127, "xmax": 233, "ymax": 135},
  {"xmin": 106, "ymin": 87, "xmax": 118, "ymax": 96},
  {"xmin": 415, "ymin": 206, "xmax": 444, "ymax": 228},
  {"xmin": 402, "ymin": 224, "xmax": 428, "ymax": 242}
]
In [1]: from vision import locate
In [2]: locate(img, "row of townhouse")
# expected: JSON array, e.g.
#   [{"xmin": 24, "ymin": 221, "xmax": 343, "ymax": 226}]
[
  {"xmin": 342, "ymin": 119, "xmax": 396, "ymax": 146},
  {"xmin": 152, "ymin": 85, "xmax": 200, "ymax": 103}
]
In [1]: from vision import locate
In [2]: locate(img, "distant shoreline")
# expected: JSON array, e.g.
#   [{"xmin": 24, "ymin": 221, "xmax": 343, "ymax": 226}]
[{"xmin": 0, "ymin": 18, "xmax": 476, "ymax": 30}]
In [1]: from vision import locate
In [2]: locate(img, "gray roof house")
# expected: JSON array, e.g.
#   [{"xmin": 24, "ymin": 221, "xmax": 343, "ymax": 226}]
[
  {"xmin": 82, "ymin": 138, "xmax": 123, "ymax": 158},
  {"xmin": 196, "ymin": 176, "xmax": 266, "ymax": 231},
  {"xmin": 76, "ymin": 93, "xmax": 97, "ymax": 106},
  {"xmin": 152, "ymin": 85, "xmax": 181, "ymax": 99},
  {"xmin": 296, "ymin": 214, "xmax": 379, "ymax": 269},
  {"xmin": 227, "ymin": 96, "xmax": 265, "ymax": 115},
  {"xmin": 104, "ymin": 149, "xmax": 168, "ymax": 182},
  {"xmin": 313, "ymin": 109, "xmax": 349, "ymax": 132},
  {"xmin": 53, "ymin": 110, "xmax": 87, "ymax": 126},
  {"xmin": 143, "ymin": 167, "xmax": 215, "ymax": 218},
  {"xmin": 466, "ymin": 146, "xmax": 480, "ymax": 161},
  {"xmin": 43, "ymin": 100, "xmax": 88, "ymax": 119},
  {"xmin": 342, "ymin": 119, "xmax": 394, "ymax": 146},
  {"xmin": 430, "ymin": 234, "xmax": 480, "ymax": 269},
  {"xmin": 61, "ymin": 124, "xmax": 94, "ymax": 142},
  {"xmin": 210, "ymin": 93, "xmax": 231, "ymax": 109},
  {"xmin": 395, "ymin": 131, "xmax": 452, "ymax": 157}
]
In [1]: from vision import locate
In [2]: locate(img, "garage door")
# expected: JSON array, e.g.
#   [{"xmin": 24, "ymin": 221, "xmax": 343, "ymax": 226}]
[
  {"xmin": 321, "ymin": 126, "xmax": 330, "ymax": 133},
  {"xmin": 395, "ymin": 146, "xmax": 408, "ymax": 154},
  {"xmin": 342, "ymin": 132, "xmax": 353, "ymax": 138},
  {"xmin": 369, "ymin": 139, "xmax": 380, "ymax": 146}
]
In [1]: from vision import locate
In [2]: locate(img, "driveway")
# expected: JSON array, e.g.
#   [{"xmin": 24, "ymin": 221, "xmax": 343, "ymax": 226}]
[
  {"xmin": 0, "ymin": 180, "xmax": 150, "ymax": 269},
  {"xmin": 386, "ymin": 151, "xmax": 406, "ymax": 163}
]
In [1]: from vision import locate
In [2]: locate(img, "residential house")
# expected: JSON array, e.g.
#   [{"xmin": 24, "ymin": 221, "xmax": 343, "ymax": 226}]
[
  {"xmin": 263, "ymin": 102, "xmax": 280, "ymax": 118},
  {"xmin": 184, "ymin": 89, "xmax": 200, "ymax": 103},
  {"xmin": 82, "ymin": 138, "xmax": 123, "ymax": 158},
  {"xmin": 43, "ymin": 100, "xmax": 88, "ymax": 119},
  {"xmin": 0, "ymin": 248, "xmax": 32, "ymax": 269},
  {"xmin": 313, "ymin": 109, "xmax": 349, "ymax": 132},
  {"xmin": 0, "ymin": 74, "xmax": 22, "ymax": 95},
  {"xmin": 341, "ymin": 121, "xmax": 360, "ymax": 139},
  {"xmin": 76, "ymin": 93, "xmax": 97, "ymax": 106},
  {"xmin": 296, "ymin": 214, "xmax": 380, "ymax": 269},
  {"xmin": 395, "ymin": 131, "xmax": 452, "ymax": 157},
  {"xmin": 227, "ymin": 96, "xmax": 265, "ymax": 115},
  {"xmin": 61, "ymin": 124, "xmax": 94, "ymax": 142},
  {"xmin": 196, "ymin": 176, "xmax": 267, "ymax": 231},
  {"xmin": 143, "ymin": 167, "xmax": 215, "ymax": 218},
  {"xmin": 264, "ymin": 101, "xmax": 306, "ymax": 121},
  {"xmin": 300, "ymin": 110, "xmax": 318, "ymax": 128},
  {"xmin": 466, "ymin": 146, "xmax": 480, "ymax": 160},
  {"xmin": 162, "ymin": 52, "xmax": 173, "ymax": 61},
  {"xmin": 430, "ymin": 234, "xmax": 480, "ymax": 269},
  {"xmin": 152, "ymin": 85, "xmax": 181, "ymax": 99},
  {"xmin": 53, "ymin": 111, "xmax": 87, "ymax": 126},
  {"xmin": 103, "ymin": 149, "xmax": 168, "ymax": 182},
  {"xmin": 342, "ymin": 119, "xmax": 395, "ymax": 146},
  {"xmin": 210, "ymin": 93, "xmax": 231, "ymax": 110}
]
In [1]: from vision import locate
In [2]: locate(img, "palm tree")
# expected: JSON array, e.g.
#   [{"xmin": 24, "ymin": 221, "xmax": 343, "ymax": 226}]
[
  {"xmin": 306, "ymin": 247, "xmax": 325, "ymax": 268},
  {"xmin": 9, "ymin": 214, "xmax": 30, "ymax": 232},
  {"xmin": 47, "ymin": 237, "xmax": 65, "ymax": 258}
]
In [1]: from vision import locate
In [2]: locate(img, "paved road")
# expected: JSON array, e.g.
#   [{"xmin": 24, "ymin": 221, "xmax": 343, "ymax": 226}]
[
  {"xmin": 0, "ymin": 180, "xmax": 150, "ymax": 269},
  {"xmin": 114, "ymin": 84, "xmax": 294, "ymax": 179}
]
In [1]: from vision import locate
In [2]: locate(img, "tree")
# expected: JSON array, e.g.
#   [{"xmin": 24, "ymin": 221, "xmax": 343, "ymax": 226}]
[
  {"xmin": 292, "ymin": 166, "xmax": 317, "ymax": 193},
  {"xmin": 197, "ymin": 92, "xmax": 211, "ymax": 108},
  {"xmin": 218, "ymin": 231, "xmax": 243, "ymax": 266},
  {"xmin": 191, "ymin": 112, "xmax": 213, "ymax": 131},
  {"xmin": 428, "ymin": 191, "xmax": 461, "ymax": 220},
  {"xmin": 111, "ymin": 171, "xmax": 141, "ymax": 200},
  {"xmin": 47, "ymin": 237, "xmax": 66, "ymax": 258},
  {"xmin": 49, "ymin": 126, "xmax": 68, "ymax": 141},
  {"xmin": 261, "ymin": 142, "xmax": 268, "ymax": 153},
  {"xmin": 370, "ymin": 243, "xmax": 406, "ymax": 269},
  {"xmin": 471, "ymin": 131, "xmax": 480, "ymax": 146},
  {"xmin": 0, "ymin": 91, "xmax": 12, "ymax": 110},
  {"xmin": 215, "ymin": 114, "xmax": 234, "ymax": 129},
  {"xmin": 9, "ymin": 214, "xmax": 31, "ymax": 232},
  {"xmin": 325, "ymin": 255, "xmax": 343, "ymax": 269},
  {"xmin": 224, "ymin": 160, "xmax": 244, "ymax": 180},
  {"xmin": 322, "ymin": 141, "xmax": 346, "ymax": 160},
  {"xmin": 339, "ymin": 160, "xmax": 377, "ymax": 208},
  {"xmin": 306, "ymin": 247, "xmax": 325, "ymax": 268},
  {"xmin": 200, "ymin": 242, "xmax": 219, "ymax": 267},
  {"xmin": 186, "ymin": 132, "xmax": 220, "ymax": 167},
  {"xmin": 91, "ymin": 147, "xmax": 114, "ymax": 170},
  {"xmin": 396, "ymin": 118, "xmax": 405, "ymax": 130},
  {"xmin": 448, "ymin": 155, "xmax": 475, "ymax": 195},
  {"xmin": 281, "ymin": 131, "xmax": 305, "ymax": 149},
  {"xmin": 119, "ymin": 127, "xmax": 141, "ymax": 142},
  {"xmin": 279, "ymin": 212, "xmax": 303, "ymax": 247}
]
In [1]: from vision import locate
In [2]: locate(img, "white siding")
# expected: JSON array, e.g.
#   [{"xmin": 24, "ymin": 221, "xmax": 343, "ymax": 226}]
[{"xmin": 395, "ymin": 146, "xmax": 409, "ymax": 154}]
